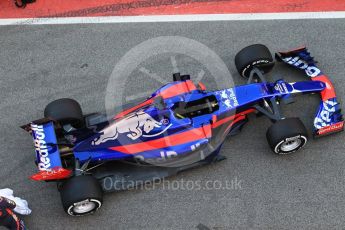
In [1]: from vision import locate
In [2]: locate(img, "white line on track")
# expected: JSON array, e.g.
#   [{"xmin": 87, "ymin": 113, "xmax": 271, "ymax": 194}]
[{"xmin": 1, "ymin": 11, "xmax": 345, "ymax": 25}]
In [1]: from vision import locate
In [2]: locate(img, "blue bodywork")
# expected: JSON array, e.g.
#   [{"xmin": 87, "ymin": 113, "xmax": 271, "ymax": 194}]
[
  {"xmin": 71, "ymin": 79, "xmax": 325, "ymax": 164},
  {"xmin": 25, "ymin": 47, "xmax": 343, "ymax": 173}
]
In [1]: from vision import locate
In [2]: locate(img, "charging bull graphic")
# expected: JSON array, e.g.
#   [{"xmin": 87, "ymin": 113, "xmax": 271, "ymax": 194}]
[{"xmin": 92, "ymin": 111, "xmax": 162, "ymax": 145}]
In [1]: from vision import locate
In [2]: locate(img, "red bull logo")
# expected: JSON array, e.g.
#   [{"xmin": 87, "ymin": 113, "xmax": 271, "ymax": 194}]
[
  {"xmin": 31, "ymin": 124, "xmax": 51, "ymax": 171},
  {"xmin": 92, "ymin": 111, "xmax": 162, "ymax": 145}
]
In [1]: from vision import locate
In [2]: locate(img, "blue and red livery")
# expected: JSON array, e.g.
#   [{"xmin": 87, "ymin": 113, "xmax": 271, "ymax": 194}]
[{"xmin": 21, "ymin": 45, "xmax": 344, "ymax": 216}]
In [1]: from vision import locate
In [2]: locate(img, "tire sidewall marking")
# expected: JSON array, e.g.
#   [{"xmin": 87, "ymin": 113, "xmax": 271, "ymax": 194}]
[{"xmin": 241, "ymin": 59, "xmax": 270, "ymax": 78}]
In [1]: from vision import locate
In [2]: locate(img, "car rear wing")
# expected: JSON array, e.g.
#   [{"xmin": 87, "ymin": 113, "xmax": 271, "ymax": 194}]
[
  {"xmin": 21, "ymin": 119, "xmax": 71, "ymax": 181},
  {"xmin": 276, "ymin": 47, "xmax": 344, "ymax": 137}
]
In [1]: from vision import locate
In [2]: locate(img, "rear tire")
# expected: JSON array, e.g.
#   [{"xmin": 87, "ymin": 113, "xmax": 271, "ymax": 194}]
[
  {"xmin": 60, "ymin": 175, "xmax": 103, "ymax": 216},
  {"xmin": 235, "ymin": 44, "xmax": 275, "ymax": 78},
  {"xmin": 44, "ymin": 98, "xmax": 84, "ymax": 128},
  {"xmin": 266, "ymin": 118, "xmax": 308, "ymax": 155}
]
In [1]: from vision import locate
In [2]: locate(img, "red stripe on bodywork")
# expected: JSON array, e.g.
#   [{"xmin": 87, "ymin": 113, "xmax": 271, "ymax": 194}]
[
  {"xmin": 111, "ymin": 109, "xmax": 255, "ymax": 154},
  {"xmin": 159, "ymin": 80, "xmax": 197, "ymax": 99},
  {"xmin": 115, "ymin": 81, "xmax": 197, "ymax": 119},
  {"xmin": 30, "ymin": 167, "xmax": 72, "ymax": 181},
  {"xmin": 278, "ymin": 46, "xmax": 307, "ymax": 54},
  {"xmin": 312, "ymin": 75, "xmax": 336, "ymax": 101},
  {"xmin": 114, "ymin": 98, "xmax": 154, "ymax": 119},
  {"xmin": 212, "ymin": 109, "xmax": 255, "ymax": 128},
  {"xmin": 198, "ymin": 82, "xmax": 206, "ymax": 91},
  {"xmin": 212, "ymin": 114, "xmax": 236, "ymax": 128},
  {"xmin": 110, "ymin": 124, "xmax": 211, "ymax": 154},
  {"xmin": 317, "ymin": 121, "xmax": 344, "ymax": 136},
  {"xmin": 222, "ymin": 115, "xmax": 246, "ymax": 138}
]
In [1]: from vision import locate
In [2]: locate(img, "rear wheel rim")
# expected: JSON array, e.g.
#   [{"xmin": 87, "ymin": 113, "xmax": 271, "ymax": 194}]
[{"xmin": 72, "ymin": 200, "xmax": 97, "ymax": 214}]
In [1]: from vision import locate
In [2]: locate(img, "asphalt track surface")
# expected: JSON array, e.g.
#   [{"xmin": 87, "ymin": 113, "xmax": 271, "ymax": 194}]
[{"xmin": 0, "ymin": 19, "xmax": 345, "ymax": 229}]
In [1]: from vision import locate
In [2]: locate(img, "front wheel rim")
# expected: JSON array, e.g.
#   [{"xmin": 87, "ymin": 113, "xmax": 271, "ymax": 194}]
[{"xmin": 280, "ymin": 139, "xmax": 302, "ymax": 152}]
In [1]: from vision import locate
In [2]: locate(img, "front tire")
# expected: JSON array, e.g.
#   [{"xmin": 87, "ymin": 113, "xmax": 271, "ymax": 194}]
[
  {"xmin": 235, "ymin": 44, "xmax": 275, "ymax": 78},
  {"xmin": 60, "ymin": 175, "xmax": 103, "ymax": 216},
  {"xmin": 266, "ymin": 118, "xmax": 308, "ymax": 155}
]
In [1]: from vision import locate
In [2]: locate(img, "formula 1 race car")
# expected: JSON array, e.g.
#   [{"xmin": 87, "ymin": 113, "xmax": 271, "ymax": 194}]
[{"xmin": 22, "ymin": 44, "xmax": 344, "ymax": 216}]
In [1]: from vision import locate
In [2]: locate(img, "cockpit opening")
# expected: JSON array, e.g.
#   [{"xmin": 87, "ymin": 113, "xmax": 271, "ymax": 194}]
[{"xmin": 172, "ymin": 95, "xmax": 219, "ymax": 119}]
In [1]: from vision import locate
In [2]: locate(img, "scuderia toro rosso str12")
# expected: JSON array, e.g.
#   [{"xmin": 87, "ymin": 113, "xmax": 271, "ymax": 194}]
[{"xmin": 22, "ymin": 44, "xmax": 344, "ymax": 216}]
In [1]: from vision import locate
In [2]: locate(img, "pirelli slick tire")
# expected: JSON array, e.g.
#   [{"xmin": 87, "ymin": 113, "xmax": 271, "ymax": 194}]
[
  {"xmin": 44, "ymin": 98, "xmax": 84, "ymax": 128},
  {"xmin": 266, "ymin": 118, "xmax": 308, "ymax": 155},
  {"xmin": 60, "ymin": 175, "xmax": 103, "ymax": 216},
  {"xmin": 235, "ymin": 44, "xmax": 275, "ymax": 78}
]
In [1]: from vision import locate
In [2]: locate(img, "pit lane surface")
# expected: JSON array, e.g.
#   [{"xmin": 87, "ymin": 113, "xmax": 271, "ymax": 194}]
[{"xmin": 0, "ymin": 19, "xmax": 345, "ymax": 229}]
